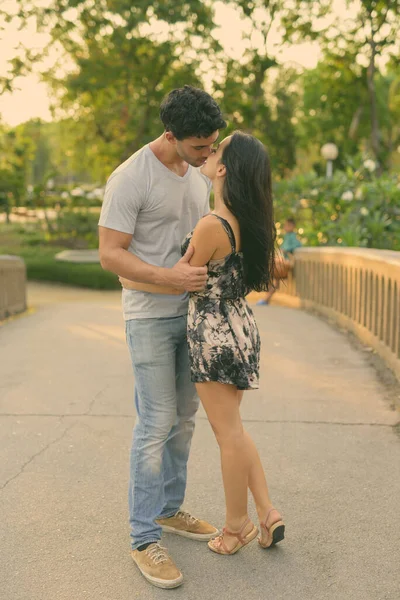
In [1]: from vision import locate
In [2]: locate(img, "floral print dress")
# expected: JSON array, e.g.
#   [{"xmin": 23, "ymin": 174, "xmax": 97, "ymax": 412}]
[{"xmin": 181, "ymin": 214, "xmax": 260, "ymax": 391}]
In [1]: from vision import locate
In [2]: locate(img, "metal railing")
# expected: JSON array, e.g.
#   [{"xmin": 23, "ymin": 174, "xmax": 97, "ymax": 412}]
[
  {"xmin": 276, "ymin": 248, "xmax": 400, "ymax": 382},
  {"xmin": 0, "ymin": 255, "xmax": 27, "ymax": 320}
]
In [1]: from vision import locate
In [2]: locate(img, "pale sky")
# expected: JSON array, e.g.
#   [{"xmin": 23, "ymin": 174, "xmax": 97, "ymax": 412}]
[{"xmin": 0, "ymin": 0, "xmax": 353, "ymax": 126}]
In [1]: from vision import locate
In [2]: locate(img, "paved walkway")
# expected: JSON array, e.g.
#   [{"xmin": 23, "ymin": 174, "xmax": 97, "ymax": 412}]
[{"xmin": 1, "ymin": 282, "xmax": 399, "ymax": 600}]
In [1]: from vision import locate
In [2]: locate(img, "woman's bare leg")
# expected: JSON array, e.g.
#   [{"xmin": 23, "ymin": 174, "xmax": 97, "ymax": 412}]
[
  {"xmin": 196, "ymin": 382, "xmax": 254, "ymax": 550},
  {"xmin": 237, "ymin": 391, "xmax": 282, "ymax": 544}
]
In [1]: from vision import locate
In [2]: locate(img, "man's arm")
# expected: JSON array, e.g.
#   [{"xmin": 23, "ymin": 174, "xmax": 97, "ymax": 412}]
[
  {"xmin": 119, "ymin": 279, "xmax": 184, "ymax": 294},
  {"xmin": 99, "ymin": 226, "xmax": 207, "ymax": 292}
]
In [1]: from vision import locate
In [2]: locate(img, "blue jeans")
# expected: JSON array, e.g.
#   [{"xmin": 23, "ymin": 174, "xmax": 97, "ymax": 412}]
[{"xmin": 125, "ymin": 315, "xmax": 199, "ymax": 550}]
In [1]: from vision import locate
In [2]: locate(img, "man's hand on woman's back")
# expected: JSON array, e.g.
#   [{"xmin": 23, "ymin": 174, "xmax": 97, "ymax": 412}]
[{"xmin": 169, "ymin": 246, "xmax": 208, "ymax": 292}]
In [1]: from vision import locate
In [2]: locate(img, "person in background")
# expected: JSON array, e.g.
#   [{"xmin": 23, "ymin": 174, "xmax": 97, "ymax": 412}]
[
  {"xmin": 281, "ymin": 217, "xmax": 302, "ymax": 259},
  {"xmin": 256, "ymin": 217, "xmax": 302, "ymax": 305}
]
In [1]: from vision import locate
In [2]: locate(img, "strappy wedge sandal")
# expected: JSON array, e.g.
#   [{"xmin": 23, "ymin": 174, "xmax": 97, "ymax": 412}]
[
  {"xmin": 208, "ymin": 518, "xmax": 259, "ymax": 555},
  {"xmin": 258, "ymin": 508, "xmax": 285, "ymax": 549}
]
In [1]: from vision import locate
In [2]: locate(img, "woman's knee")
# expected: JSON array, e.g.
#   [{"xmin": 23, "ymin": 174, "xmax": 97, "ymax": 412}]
[{"xmin": 212, "ymin": 422, "xmax": 245, "ymax": 448}]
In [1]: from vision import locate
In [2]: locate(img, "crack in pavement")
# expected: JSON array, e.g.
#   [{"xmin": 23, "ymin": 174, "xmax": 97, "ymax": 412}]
[
  {"xmin": 199, "ymin": 416, "xmax": 399, "ymax": 427},
  {"xmin": 0, "ymin": 414, "xmax": 397, "ymax": 428},
  {"xmin": 0, "ymin": 420, "xmax": 76, "ymax": 492},
  {"xmin": 85, "ymin": 384, "xmax": 109, "ymax": 416}
]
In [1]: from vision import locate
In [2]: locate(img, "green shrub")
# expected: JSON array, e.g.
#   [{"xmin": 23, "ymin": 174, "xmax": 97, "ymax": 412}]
[
  {"xmin": 0, "ymin": 224, "xmax": 120, "ymax": 289},
  {"xmin": 43, "ymin": 208, "xmax": 100, "ymax": 249},
  {"xmin": 25, "ymin": 254, "xmax": 120, "ymax": 289},
  {"xmin": 274, "ymin": 168, "xmax": 400, "ymax": 250}
]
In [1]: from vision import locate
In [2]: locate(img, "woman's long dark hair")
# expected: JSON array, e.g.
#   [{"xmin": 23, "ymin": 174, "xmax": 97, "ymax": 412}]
[{"xmin": 221, "ymin": 131, "xmax": 276, "ymax": 291}]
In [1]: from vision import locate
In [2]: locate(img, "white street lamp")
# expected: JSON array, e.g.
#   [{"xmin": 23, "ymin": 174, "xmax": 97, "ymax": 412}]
[{"xmin": 321, "ymin": 143, "xmax": 339, "ymax": 179}]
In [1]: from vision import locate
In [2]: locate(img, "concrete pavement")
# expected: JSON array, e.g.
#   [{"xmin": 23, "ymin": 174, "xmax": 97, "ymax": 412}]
[{"xmin": 1, "ymin": 282, "xmax": 399, "ymax": 600}]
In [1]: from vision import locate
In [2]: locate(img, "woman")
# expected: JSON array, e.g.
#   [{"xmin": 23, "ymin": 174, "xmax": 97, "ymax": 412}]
[{"xmin": 122, "ymin": 131, "xmax": 285, "ymax": 555}]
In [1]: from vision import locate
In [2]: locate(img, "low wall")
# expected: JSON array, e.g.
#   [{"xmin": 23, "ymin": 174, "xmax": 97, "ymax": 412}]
[
  {"xmin": 0, "ymin": 255, "xmax": 27, "ymax": 320},
  {"xmin": 276, "ymin": 247, "xmax": 400, "ymax": 382}
]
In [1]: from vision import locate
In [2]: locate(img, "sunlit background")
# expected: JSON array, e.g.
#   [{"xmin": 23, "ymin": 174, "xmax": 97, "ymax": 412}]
[
  {"xmin": 0, "ymin": 0, "xmax": 360, "ymax": 125},
  {"xmin": 0, "ymin": 0, "xmax": 399, "ymax": 289}
]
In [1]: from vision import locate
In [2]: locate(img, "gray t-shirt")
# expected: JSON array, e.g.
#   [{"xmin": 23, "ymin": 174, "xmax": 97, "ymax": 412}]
[{"xmin": 99, "ymin": 144, "xmax": 211, "ymax": 320}]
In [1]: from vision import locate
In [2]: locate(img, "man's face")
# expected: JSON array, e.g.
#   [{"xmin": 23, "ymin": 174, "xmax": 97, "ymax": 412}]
[{"xmin": 170, "ymin": 132, "xmax": 220, "ymax": 167}]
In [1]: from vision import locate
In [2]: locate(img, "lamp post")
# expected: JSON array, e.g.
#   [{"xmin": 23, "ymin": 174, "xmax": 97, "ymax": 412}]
[{"xmin": 321, "ymin": 143, "xmax": 339, "ymax": 179}]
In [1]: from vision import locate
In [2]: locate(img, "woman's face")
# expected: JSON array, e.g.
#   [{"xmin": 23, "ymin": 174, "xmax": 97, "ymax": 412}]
[{"xmin": 200, "ymin": 136, "xmax": 232, "ymax": 180}]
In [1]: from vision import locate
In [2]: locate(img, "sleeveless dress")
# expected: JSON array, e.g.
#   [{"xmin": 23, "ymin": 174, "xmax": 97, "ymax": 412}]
[{"xmin": 181, "ymin": 214, "xmax": 260, "ymax": 390}]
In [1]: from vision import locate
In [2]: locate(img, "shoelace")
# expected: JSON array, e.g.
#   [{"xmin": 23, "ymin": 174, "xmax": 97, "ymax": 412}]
[
  {"xmin": 175, "ymin": 510, "xmax": 199, "ymax": 525},
  {"xmin": 146, "ymin": 543, "xmax": 169, "ymax": 565}
]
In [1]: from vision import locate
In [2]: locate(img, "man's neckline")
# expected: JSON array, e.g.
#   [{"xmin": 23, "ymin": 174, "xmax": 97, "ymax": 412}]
[{"xmin": 146, "ymin": 144, "xmax": 191, "ymax": 182}]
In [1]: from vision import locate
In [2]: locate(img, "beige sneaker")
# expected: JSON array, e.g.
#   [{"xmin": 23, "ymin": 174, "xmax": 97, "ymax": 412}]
[
  {"xmin": 131, "ymin": 543, "xmax": 183, "ymax": 589},
  {"xmin": 156, "ymin": 510, "xmax": 219, "ymax": 541}
]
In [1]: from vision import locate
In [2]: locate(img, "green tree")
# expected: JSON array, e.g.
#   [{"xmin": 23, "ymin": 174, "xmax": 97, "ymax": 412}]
[
  {"xmin": 225, "ymin": 0, "xmax": 333, "ymax": 43},
  {"xmin": 297, "ymin": 1, "xmax": 400, "ymax": 170},
  {"xmin": 298, "ymin": 51, "xmax": 368, "ymax": 163},
  {"xmin": 227, "ymin": 0, "xmax": 400, "ymax": 171},
  {"xmin": 16, "ymin": 119, "xmax": 55, "ymax": 185},
  {"xmin": 0, "ymin": 123, "xmax": 34, "ymax": 216},
  {"xmin": 298, "ymin": 49, "xmax": 400, "ymax": 170},
  {"xmin": 386, "ymin": 58, "xmax": 400, "ymax": 167},
  {"xmin": 216, "ymin": 58, "xmax": 298, "ymax": 174},
  {"xmin": 214, "ymin": 0, "xmax": 326, "ymax": 174},
  {"xmin": 7, "ymin": 1, "xmax": 219, "ymax": 174},
  {"xmin": 353, "ymin": 1, "xmax": 400, "ymax": 168}
]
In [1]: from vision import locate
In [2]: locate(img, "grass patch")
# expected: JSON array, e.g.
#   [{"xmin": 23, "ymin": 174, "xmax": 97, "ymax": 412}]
[{"xmin": 0, "ymin": 224, "xmax": 120, "ymax": 290}]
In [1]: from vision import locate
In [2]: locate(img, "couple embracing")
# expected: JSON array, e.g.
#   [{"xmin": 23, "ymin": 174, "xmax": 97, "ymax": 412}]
[{"xmin": 99, "ymin": 85, "xmax": 285, "ymax": 589}]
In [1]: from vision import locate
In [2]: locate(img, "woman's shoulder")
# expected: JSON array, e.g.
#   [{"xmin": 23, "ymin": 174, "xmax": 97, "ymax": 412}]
[{"xmin": 193, "ymin": 213, "xmax": 226, "ymax": 234}]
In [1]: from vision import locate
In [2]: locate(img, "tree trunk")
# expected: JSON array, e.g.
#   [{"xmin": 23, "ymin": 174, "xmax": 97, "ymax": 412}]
[
  {"xmin": 348, "ymin": 106, "xmax": 364, "ymax": 140},
  {"xmin": 120, "ymin": 102, "xmax": 153, "ymax": 162},
  {"xmin": 386, "ymin": 123, "xmax": 393, "ymax": 170},
  {"xmin": 43, "ymin": 205, "xmax": 55, "ymax": 236},
  {"xmin": 366, "ymin": 39, "xmax": 382, "ymax": 171}
]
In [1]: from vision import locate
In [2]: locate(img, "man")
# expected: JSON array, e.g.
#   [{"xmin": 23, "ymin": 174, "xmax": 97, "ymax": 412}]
[{"xmin": 99, "ymin": 85, "xmax": 227, "ymax": 589}]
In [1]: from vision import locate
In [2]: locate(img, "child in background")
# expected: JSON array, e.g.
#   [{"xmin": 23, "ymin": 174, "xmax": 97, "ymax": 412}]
[
  {"xmin": 256, "ymin": 217, "xmax": 302, "ymax": 306},
  {"xmin": 281, "ymin": 217, "xmax": 302, "ymax": 259}
]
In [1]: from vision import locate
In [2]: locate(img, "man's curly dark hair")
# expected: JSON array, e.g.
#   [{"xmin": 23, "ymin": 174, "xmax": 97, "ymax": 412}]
[{"xmin": 160, "ymin": 85, "xmax": 226, "ymax": 140}]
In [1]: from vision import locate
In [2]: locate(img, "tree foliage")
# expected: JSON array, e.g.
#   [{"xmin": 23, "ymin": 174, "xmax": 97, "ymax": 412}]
[
  {"xmin": 0, "ymin": 122, "xmax": 34, "ymax": 218},
  {"xmin": 298, "ymin": 1, "xmax": 400, "ymax": 168},
  {"xmin": 6, "ymin": 0, "xmax": 218, "ymax": 170},
  {"xmin": 1, "ymin": 0, "xmax": 400, "ymax": 187}
]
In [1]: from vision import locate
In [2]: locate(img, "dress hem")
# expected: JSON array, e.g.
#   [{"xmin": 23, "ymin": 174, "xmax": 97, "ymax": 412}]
[{"xmin": 191, "ymin": 375, "xmax": 259, "ymax": 391}]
